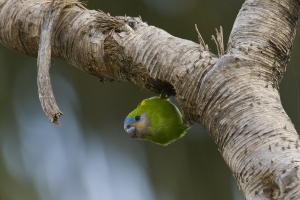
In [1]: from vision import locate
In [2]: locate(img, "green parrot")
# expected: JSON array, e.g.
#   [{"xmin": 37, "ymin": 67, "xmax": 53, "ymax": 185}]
[{"xmin": 124, "ymin": 96, "xmax": 190, "ymax": 146}]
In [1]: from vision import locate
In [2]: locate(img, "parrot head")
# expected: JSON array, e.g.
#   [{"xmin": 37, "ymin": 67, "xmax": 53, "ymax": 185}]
[
  {"xmin": 124, "ymin": 96, "xmax": 190, "ymax": 146},
  {"xmin": 124, "ymin": 112, "xmax": 150, "ymax": 139}
]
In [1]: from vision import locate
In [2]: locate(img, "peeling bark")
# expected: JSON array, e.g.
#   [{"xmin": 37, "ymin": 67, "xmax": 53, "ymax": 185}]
[
  {"xmin": 0, "ymin": 0, "xmax": 299, "ymax": 199},
  {"xmin": 37, "ymin": 0, "xmax": 65, "ymax": 125}
]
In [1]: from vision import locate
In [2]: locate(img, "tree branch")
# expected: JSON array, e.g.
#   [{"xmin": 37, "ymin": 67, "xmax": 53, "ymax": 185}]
[{"xmin": 0, "ymin": 0, "xmax": 300, "ymax": 199}]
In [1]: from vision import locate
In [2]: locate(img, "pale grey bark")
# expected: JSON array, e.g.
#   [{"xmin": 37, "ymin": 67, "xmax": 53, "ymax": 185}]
[{"xmin": 0, "ymin": 0, "xmax": 299, "ymax": 199}]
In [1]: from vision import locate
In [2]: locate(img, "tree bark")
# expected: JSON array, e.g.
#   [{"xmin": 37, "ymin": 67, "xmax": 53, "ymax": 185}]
[{"xmin": 0, "ymin": 0, "xmax": 299, "ymax": 199}]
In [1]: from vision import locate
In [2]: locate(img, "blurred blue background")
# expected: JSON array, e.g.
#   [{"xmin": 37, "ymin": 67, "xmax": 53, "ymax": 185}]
[{"xmin": 0, "ymin": 0, "xmax": 299, "ymax": 199}]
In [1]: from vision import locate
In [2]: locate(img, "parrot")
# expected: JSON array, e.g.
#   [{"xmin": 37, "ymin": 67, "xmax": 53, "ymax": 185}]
[{"xmin": 124, "ymin": 96, "xmax": 190, "ymax": 146}]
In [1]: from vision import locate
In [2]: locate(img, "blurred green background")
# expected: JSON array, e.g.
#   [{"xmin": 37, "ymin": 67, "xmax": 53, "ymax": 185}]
[{"xmin": 0, "ymin": 0, "xmax": 299, "ymax": 199}]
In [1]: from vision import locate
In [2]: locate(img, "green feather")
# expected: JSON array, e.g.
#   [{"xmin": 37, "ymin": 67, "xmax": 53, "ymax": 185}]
[{"xmin": 126, "ymin": 96, "xmax": 190, "ymax": 146}]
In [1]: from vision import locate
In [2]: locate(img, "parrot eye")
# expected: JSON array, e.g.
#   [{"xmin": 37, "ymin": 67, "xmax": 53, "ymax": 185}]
[{"xmin": 135, "ymin": 116, "xmax": 141, "ymax": 122}]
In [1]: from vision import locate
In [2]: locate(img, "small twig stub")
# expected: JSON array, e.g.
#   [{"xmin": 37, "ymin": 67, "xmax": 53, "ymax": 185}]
[
  {"xmin": 195, "ymin": 24, "xmax": 209, "ymax": 51},
  {"xmin": 211, "ymin": 26, "xmax": 224, "ymax": 57}
]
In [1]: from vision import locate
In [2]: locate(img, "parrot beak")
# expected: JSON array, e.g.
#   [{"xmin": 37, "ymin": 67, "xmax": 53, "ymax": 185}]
[{"xmin": 125, "ymin": 125, "xmax": 137, "ymax": 138}]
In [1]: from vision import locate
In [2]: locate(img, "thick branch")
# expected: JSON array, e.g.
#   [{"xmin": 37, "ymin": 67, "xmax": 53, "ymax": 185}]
[
  {"xmin": 0, "ymin": 0, "xmax": 300, "ymax": 199},
  {"xmin": 212, "ymin": 0, "xmax": 300, "ymax": 199},
  {"xmin": 228, "ymin": 0, "xmax": 299, "ymax": 87},
  {"xmin": 0, "ymin": 0, "xmax": 216, "ymax": 96}
]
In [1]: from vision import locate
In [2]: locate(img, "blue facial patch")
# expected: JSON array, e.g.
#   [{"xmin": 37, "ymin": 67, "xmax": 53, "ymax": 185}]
[{"xmin": 124, "ymin": 117, "xmax": 136, "ymax": 129}]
